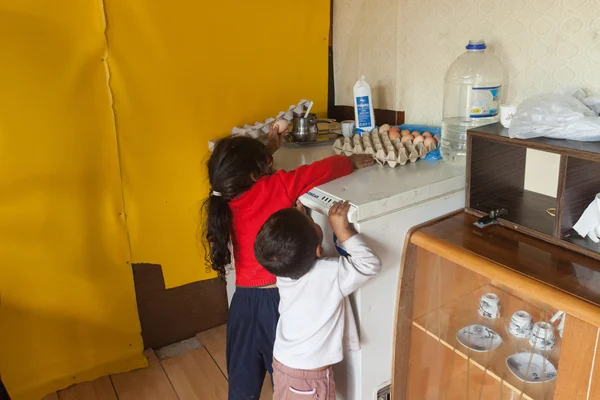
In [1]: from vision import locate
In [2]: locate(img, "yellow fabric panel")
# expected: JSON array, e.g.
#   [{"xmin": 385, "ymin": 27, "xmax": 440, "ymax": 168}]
[
  {"xmin": 0, "ymin": 2, "xmax": 146, "ymax": 399},
  {"xmin": 104, "ymin": 0, "xmax": 331, "ymax": 288}
]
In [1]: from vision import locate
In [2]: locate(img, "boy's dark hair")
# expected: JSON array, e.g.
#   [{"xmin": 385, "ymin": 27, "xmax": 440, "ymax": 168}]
[
  {"xmin": 201, "ymin": 136, "xmax": 273, "ymax": 279},
  {"xmin": 254, "ymin": 208, "xmax": 320, "ymax": 280}
]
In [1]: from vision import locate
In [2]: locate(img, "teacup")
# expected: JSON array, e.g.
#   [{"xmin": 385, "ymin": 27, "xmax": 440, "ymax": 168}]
[
  {"xmin": 478, "ymin": 293, "xmax": 501, "ymax": 319},
  {"xmin": 529, "ymin": 321, "xmax": 555, "ymax": 350},
  {"xmin": 508, "ymin": 310, "xmax": 533, "ymax": 338}
]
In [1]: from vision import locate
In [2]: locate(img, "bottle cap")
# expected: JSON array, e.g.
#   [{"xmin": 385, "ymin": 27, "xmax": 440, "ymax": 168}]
[{"xmin": 466, "ymin": 40, "xmax": 487, "ymax": 50}]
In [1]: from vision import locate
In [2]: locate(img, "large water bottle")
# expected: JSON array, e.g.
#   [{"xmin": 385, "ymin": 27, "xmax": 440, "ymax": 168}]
[{"xmin": 441, "ymin": 40, "xmax": 504, "ymax": 163}]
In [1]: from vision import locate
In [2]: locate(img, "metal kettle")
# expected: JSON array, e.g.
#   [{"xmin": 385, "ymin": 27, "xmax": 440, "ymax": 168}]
[{"xmin": 289, "ymin": 115, "xmax": 333, "ymax": 142}]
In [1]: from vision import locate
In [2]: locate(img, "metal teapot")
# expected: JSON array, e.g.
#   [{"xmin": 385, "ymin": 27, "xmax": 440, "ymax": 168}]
[{"xmin": 289, "ymin": 115, "xmax": 333, "ymax": 142}]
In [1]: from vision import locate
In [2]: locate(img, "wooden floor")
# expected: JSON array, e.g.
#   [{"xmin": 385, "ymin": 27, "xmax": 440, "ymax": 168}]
[{"xmin": 42, "ymin": 325, "xmax": 272, "ymax": 400}]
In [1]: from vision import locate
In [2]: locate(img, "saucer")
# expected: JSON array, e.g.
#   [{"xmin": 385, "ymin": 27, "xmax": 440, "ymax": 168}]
[
  {"xmin": 506, "ymin": 352, "xmax": 557, "ymax": 383},
  {"xmin": 456, "ymin": 324, "xmax": 503, "ymax": 352}
]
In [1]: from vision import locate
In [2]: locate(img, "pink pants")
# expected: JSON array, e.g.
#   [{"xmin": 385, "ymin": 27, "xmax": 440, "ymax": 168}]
[{"xmin": 272, "ymin": 359, "xmax": 336, "ymax": 400}]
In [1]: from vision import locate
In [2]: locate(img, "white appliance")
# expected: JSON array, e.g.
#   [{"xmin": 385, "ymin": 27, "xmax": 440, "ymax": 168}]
[{"xmin": 226, "ymin": 145, "xmax": 466, "ymax": 400}]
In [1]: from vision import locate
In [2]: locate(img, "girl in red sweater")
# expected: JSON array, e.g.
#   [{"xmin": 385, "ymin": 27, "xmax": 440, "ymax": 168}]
[{"xmin": 203, "ymin": 126, "xmax": 373, "ymax": 399}]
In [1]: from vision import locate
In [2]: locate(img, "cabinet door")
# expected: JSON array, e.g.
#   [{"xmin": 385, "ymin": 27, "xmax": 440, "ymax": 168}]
[{"xmin": 395, "ymin": 246, "xmax": 563, "ymax": 400}]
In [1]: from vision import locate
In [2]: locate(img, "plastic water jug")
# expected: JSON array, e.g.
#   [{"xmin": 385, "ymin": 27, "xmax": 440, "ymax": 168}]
[{"xmin": 441, "ymin": 40, "xmax": 504, "ymax": 163}]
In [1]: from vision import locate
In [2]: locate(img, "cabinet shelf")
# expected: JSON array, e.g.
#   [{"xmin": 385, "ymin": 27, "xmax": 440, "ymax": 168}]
[{"xmin": 412, "ymin": 284, "xmax": 560, "ymax": 400}]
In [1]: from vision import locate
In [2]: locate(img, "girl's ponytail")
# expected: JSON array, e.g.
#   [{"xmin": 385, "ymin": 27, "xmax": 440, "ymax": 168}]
[
  {"xmin": 203, "ymin": 192, "xmax": 233, "ymax": 278},
  {"xmin": 202, "ymin": 136, "xmax": 272, "ymax": 279}
]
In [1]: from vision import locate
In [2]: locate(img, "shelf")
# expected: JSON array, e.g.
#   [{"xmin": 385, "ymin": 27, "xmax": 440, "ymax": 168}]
[
  {"xmin": 413, "ymin": 284, "xmax": 560, "ymax": 400},
  {"xmin": 469, "ymin": 123, "xmax": 600, "ymax": 162},
  {"xmin": 472, "ymin": 189, "xmax": 557, "ymax": 237},
  {"xmin": 562, "ymin": 229, "xmax": 600, "ymax": 256}
]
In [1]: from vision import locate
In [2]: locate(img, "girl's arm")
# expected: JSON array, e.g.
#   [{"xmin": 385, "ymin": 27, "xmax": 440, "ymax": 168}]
[{"xmin": 275, "ymin": 155, "xmax": 354, "ymax": 202}]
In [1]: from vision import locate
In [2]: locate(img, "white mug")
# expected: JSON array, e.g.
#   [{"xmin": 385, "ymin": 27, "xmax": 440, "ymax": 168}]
[
  {"xmin": 479, "ymin": 293, "xmax": 501, "ymax": 319},
  {"xmin": 500, "ymin": 104, "xmax": 517, "ymax": 128},
  {"xmin": 341, "ymin": 120, "xmax": 356, "ymax": 137},
  {"xmin": 508, "ymin": 310, "xmax": 533, "ymax": 338},
  {"xmin": 529, "ymin": 321, "xmax": 555, "ymax": 350}
]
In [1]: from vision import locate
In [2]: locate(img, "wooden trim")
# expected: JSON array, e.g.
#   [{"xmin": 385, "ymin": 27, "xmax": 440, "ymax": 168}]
[
  {"xmin": 468, "ymin": 124, "xmax": 600, "ymax": 162},
  {"xmin": 408, "ymin": 232, "xmax": 600, "ymax": 327},
  {"xmin": 555, "ymin": 154, "xmax": 568, "ymax": 238},
  {"xmin": 391, "ymin": 242, "xmax": 418, "ymax": 400},
  {"xmin": 328, "ymin": 105, "xmax": 405, "ymax": 126}
]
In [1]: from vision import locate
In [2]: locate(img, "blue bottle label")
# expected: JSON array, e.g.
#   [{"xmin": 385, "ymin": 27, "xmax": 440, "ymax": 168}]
[
  {"xmin": 356, "ymin": 95, "xmax": 372, "ymax": 128},
  {"xmin": 470, "ymin": 85, "xmax": 502, "ymax": 118}
]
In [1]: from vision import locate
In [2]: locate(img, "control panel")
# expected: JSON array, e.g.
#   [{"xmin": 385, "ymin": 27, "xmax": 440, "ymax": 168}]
[{"xmin": 299, "ymin": 188, "xmax": 358, "ymax": 223}]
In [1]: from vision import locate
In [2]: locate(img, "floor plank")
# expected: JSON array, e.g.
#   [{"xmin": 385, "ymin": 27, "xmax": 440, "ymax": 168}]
[
  {"xmin": 110, "ymin": 349, "xmax": 178, "ymax": 400},
  {"xmin": 260, "ymin": 375, "xmax": 273, "ymax": 400},
  {"xmin": 198, "ymin": 324, "xmax": 273, "ymax": 399},
  {"xmin": 161, "ymin": 347, "xmax": 228, "ymax": 400},
  {"xmin": 197, "ymin": 325, "xmax": 227, "ymax": 378},
  {"xmin": 58, "ymin": 376, "xmax": 116, "ymax": 400}
]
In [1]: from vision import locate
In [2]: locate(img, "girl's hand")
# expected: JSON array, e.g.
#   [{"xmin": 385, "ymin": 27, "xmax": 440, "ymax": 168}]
[
  {"xmin": 266, "ymin": 124, "xmax": 288, "ymax": 154},
  {"xmin": 328, "ymin": 201, "xmax": 355, "ymax": 242},
  {"xmin": 348, "ymin": 154, "xmax": 375, "ymax": 170}
]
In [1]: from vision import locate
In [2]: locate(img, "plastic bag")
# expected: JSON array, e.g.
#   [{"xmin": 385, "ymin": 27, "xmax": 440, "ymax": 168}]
[{"xmin": 508, "ymin": 93, "xmax": 600, "ymax": 141}]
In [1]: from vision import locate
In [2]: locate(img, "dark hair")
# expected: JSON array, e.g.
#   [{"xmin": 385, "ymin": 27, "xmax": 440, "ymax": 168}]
[
  {"xmin": 254, "ymin": 208, "xmax": 320, "ymax": 280},
  {"xmin": 202, "ymin": 136, "xmax": 273, "ymax": 279}
]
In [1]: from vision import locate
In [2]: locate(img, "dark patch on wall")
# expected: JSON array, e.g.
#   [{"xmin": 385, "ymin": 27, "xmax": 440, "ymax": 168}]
[
  {"xmin": 132, "ymin": 263, "xmax": 228, "ymax": 349},
  {"xmin": 0, "ymin": 379, "xmax": 10, "ymax": 400}
]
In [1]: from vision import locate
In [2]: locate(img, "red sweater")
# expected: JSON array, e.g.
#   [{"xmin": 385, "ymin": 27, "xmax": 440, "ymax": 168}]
[{"xmin": 229, "ymin": 155, "xmax": 353, "ymax": 287}]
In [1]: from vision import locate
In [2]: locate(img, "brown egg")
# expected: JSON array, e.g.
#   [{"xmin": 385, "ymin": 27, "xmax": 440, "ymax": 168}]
[
  {"xmin": 389, "ymin": 126, "xmax": 400, "ymax": 134},
  {"xmin": 273, "ymin": 119, "xmax": 289, "ymax": 133},
  {"xmin": 379, "ymin": 124, "xmax": 391, "ymax": 132},
  {"xmin": 401, "ymin": 135, "xmax": 413, "ymax": 144},
  {"xmin": 389, "ymin": 130, "xmax": 401, "ymax": 141},
  {"xmin": 400, "ymin": 129, "xmax": 411, "ymax": 136},
  {"xmin": 422, "ymin": 131, "xmax": 432, "ymax": 138},
  {"xmin": 413, "ymin": 136, "xmax": 425, "ymax": 145},
  {"xmin": 411, "ymin": 131, "xmax": 421, "ymax": 138},
  {"xmin": 424, "ymin": 137, "xmax": 435, "ymax": 148}
]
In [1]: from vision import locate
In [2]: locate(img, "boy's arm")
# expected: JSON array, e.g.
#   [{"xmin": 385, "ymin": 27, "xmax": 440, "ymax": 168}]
[
  {"xmin": 328, "ymin": 200, "xmax": 381, "ymax": 296},
  {"xmin": 337, "ymin": 235, "xmax": 382, "ymax": 296}
]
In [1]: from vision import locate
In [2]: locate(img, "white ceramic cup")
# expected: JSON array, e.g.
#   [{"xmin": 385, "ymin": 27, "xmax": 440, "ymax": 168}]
[
  {"xmin": 529, "ymin": 321, "xmax": 555, "ymax": 350},
  {"xmin": 500, "ymin": 104, "xmax": 517, "ymax": 128},
  {"xmin": 479, "ymin": 293, "xmax": 501, "ymax": 319},
  {"xmin": 341, "ymin": 120, "xmax": 356, "ymax": 137},
  {"xmin": 509, "ymin": 310, "xmax": 533, "ymax": 338}
]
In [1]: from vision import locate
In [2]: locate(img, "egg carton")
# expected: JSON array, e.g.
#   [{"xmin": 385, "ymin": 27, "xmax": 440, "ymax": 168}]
[
  {"xmin": 229, "ymin": 99, "xmax": 311, "ymax": 139},
  {"xmin": 332, "ymin": 129, "xmax": 438, "ymax": 167}
]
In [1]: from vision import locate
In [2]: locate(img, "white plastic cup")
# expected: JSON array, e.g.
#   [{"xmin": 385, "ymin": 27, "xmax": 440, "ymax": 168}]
[
  {"xmin": 342, "ymin": 120, "xmax": 356, "ymax": 137},
  {"xmin": 500, "ymin": 104, "xmax": 517, "ymax": 128}
]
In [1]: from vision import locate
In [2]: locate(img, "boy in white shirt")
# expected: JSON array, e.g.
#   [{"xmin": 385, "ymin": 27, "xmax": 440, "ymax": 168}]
[{"xmin": 254, "ymin": 200, "xmax": 382, "ymax": 400}]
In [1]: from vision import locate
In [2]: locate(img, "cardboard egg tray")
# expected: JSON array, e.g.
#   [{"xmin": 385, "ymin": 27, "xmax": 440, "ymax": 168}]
[{"xmin": 332, "ymin": 129, "xmax": 438, "ymax": 167}]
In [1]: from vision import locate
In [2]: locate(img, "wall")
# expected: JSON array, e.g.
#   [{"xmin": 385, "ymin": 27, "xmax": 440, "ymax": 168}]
[
  {"xmin": 334, "ymin": 0, "xmax": 600, "ymax": 195},
  {"xmin": 0, "ymin": 1, "xmax": 330, "ymax": 399},
  {"xmin": 105, "ymin": 0, "xmax": 331, "ymax": 288},
  {"xmin": 0, "ymin": 2, "xmax": 146, "ymax": 400}
]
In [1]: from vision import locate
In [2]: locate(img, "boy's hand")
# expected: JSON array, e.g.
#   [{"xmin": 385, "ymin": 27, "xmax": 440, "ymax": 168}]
[
  {"xmin": 266, "ymin": 124, "xmax": 288, "ymax": 154},
  {"xmin": 328, "ymin": 201, "xmax": 355, "ymax": 243},
  {"xmin": 349, "ymin": 154, "xmax": 375, "ymax": 170},
  {"xmin": 295, "ymin": 199, "xmax": 307, "ymax": 214}
]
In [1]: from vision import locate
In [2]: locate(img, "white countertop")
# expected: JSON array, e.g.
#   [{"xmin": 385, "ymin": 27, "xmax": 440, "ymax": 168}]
[{"xmin": 274, "ymin": 143, "xmax": 466, "ymax": 221}]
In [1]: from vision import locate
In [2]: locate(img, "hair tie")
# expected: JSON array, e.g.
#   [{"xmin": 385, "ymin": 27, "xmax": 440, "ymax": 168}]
[{"xmin": 212, "ymin": 191, "xmax": 223, "ymax": 197}]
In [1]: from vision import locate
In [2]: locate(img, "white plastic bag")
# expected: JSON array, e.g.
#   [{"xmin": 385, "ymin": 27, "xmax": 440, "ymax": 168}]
[{"xmin": 508, "ymin": 93, "xmax": 600, "ymax": 141}]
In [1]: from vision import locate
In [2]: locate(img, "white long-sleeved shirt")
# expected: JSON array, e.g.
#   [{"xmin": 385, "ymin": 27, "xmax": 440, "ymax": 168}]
[{"xmin": 273, "ymin": 234, "xmax": 382, "ymax": 370}]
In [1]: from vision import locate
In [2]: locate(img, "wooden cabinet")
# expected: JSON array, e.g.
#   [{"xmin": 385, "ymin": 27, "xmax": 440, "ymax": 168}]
[{"xmin": 392, "ymin": 212, "xmax": 600, "ymax": 400}]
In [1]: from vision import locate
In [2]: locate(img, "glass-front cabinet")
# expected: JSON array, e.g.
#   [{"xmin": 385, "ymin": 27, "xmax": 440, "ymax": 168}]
[{"xmin": 392, "ymin": 212, "xmax": 600, "ymax": 400}]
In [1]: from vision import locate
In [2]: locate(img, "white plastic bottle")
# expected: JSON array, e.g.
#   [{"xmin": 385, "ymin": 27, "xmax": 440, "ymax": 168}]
[
  {"xmin": 441, "ymin": 40, "xmax": 504, "ymax": 163},
  {"xmin": 353, "ymin": 76, "xmax": 375, "ymax": 132}
]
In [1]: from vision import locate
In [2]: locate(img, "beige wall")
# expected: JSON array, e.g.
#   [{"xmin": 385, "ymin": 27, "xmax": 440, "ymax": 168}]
[{"xmin": 334, "ymin": 0, "xmax": 600, "ymax": 196}]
